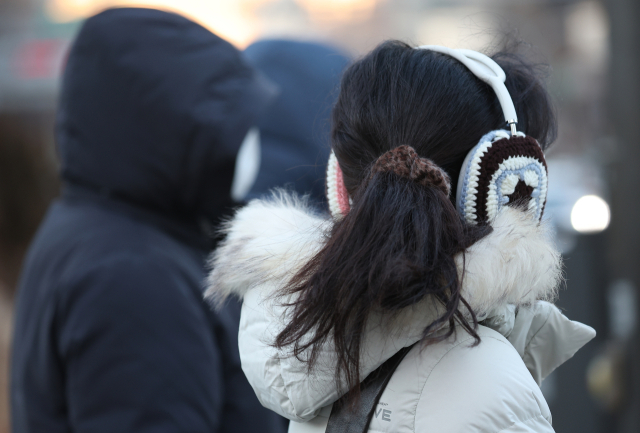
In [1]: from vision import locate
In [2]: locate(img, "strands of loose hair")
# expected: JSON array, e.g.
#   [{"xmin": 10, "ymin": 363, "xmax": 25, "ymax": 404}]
[{"xmin": 276, "ymin": 173, "xmax": 489, "ymax": 403}]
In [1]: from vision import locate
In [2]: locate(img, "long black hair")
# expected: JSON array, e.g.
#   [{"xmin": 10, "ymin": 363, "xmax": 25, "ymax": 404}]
[{"xmin": 275, "ymin": 40, "xmax": 557, "ymax": 400}]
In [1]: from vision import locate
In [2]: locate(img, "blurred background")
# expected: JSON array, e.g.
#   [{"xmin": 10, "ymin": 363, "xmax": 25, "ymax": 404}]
[{"xmin": 0, "ymin": 0, "xmax": 637, "ymax": 432}]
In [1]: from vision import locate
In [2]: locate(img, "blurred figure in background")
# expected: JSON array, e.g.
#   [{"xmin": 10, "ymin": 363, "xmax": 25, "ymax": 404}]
[
  {"xmin": 243, "ymin": 39, "xmax": 350, "ymax": 205},
  {"xmin": 11, "ymin": 8, "xmax": 283, "ymax": 433}
]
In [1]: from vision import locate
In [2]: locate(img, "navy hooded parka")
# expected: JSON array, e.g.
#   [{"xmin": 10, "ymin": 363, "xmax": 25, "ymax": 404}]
[{"xmin": 11, "ymin": 8, "xmax": 283, "ymax": 433}]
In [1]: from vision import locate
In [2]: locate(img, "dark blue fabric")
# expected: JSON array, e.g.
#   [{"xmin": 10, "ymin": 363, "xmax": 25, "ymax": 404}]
[
  {"xmin": 11, "ymin": 8, "xmax": 283, "ymax": 433},
  {"xmin": 243, "ymin": 40, "xmax": 350, "ymax": 206},
  {"xmin": 57, "ymin": 7, "xmax": 276, "ymax": 222}
]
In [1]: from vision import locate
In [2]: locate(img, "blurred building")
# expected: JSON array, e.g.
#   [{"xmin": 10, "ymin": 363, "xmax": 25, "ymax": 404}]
[{"xmin": 0, "ymin": 0, "xmax": 636, "ymax": 432}]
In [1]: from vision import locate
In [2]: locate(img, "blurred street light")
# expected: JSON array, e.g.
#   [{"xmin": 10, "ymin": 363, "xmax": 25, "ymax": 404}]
[{"xmin": 571, "ymin": 195, "xmax": 611, "ymax": 234}]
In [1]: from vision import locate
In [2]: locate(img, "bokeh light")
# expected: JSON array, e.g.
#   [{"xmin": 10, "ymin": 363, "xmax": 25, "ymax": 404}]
[
  {"xmin": 45, "ymin": 0, "xmax": 272, "ymax": 47},
  {"xmin": 45, "ymin": 0, "xmax": 381, "ymax": 47},
  {"xmin": 571, "ymin": 194, "xmax": 611, "ymax": 233},
  {"xmin": 296, "ymin": 0, "xmax": 378, "ymax": 22}
]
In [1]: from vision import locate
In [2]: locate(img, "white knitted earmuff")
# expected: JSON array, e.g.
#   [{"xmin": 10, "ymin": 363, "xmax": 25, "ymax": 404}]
[
  {"xmin": 326, "ymin": 45, "xmax": 549, "ymax": 224},
  {"xmin": 416, "ymin": 45, "xmax": 548, "ymax": 225},
  {"xmin": 455, "ymin": 130, "xmax": 548, "ymax": 225}
]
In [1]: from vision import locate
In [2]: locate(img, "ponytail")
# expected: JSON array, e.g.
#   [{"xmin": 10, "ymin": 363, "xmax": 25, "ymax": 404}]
[{"xmin": 275, "ymin": 148, "xmax": 489, "ymax": 400}]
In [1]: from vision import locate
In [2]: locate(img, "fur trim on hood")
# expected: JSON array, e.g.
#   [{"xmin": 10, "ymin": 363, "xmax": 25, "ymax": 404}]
[
  {"xmin": 205, "ymin": 192, "xmax": 596, "ymax": 425},
  {"xmin": 205, "ymin": 192, "xmax": 331, "ymax": 304},
  {"xmin": 205, "ymin": 190, "xmax": 561, "ymax": 317}
]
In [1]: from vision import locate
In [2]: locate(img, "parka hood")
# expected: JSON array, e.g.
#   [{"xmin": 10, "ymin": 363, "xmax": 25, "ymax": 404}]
[
  {"xmin": 57, "ymin": 8, "xmax": 276, "ymax": 221},
  {"xmin": 243, "ymin": 40, "xmax": 350, "ymax": 204},
  {"xmin": 205, "ymin": 192, "xmax": 596, "ymax": 422}
]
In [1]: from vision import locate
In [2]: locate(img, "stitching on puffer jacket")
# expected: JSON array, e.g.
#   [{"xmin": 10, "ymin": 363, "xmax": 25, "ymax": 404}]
[
  {"xmin": 494, "ymin": 414, "xmax": 551, "ymax": 433},
  {"xmin": 276, "ymin": 347, "xmax": 315, "ymax": 421},
  {"xmin": 530, "ymin": 390, "xmax": 553, "ymax": 425}
]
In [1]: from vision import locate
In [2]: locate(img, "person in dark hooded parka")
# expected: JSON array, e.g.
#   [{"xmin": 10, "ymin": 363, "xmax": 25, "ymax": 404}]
[
  {"xmin": 10, "ymin": 8, "xmax": 284, "ymax": 433},
  {"xmin": 243, "ymin": 40, "xmax": 350, "ymax": 205}
]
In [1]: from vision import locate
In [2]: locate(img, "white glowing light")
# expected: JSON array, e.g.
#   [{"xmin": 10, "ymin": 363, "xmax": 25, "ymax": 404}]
[
  {"xmin": 45, "ymin": 0, "xmax": 380, "ymax": 46},
  {"xmin": 570, "ymin": 195, "xmax": 610, "ymax": 233},
  {"xmin": 45, "ymin": 0, "xmax": 271, "ymax": 47}
]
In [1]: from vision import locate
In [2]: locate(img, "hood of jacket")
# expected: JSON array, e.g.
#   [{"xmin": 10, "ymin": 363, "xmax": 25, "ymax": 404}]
[
  {"xmin": 207, "ymin": 191, "xmax": 561, "ymax": 312},
  {"xmin": 57, "ymin": 8, "xmax": 276, "ymax": 224},
  {"xmin": 206, "ymin": 192, "xmax": 596, "ymax": 421},
  {"xmin": 243, "ymin": 40, "xmax": 350, "ymax": 204}
]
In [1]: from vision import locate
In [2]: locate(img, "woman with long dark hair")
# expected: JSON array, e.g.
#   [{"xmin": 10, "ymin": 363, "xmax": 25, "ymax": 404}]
[{"xmin": 206, "ymin": 41, "xmax": 595, "ymax": 432}]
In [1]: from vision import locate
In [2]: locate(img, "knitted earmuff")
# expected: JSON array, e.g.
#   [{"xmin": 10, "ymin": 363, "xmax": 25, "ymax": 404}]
[
  {"xmin": 456, "ymin": 130, "xmax": 548, "ymax": 225},
  {"xmin": 327, "ymin": 151, "xmax": 351, "ymax": 220},
  {"xmin": 326, "ymin": 146, "xmax": 451, "ymax": 220},
  {"xmin": 326, "ymin": 45, "xmax": 548, "ymax": 224}
]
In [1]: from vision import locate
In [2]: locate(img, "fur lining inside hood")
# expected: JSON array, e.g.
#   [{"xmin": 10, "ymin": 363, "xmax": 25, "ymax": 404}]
[{"xmin": 205, "ymin": 191, "xmax": 561, "ymax": 316}]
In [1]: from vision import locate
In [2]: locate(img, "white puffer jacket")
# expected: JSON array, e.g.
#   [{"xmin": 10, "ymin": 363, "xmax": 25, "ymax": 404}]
[{"xmin": 206, "ymin": 192, "xmax": 596, "ymax": 433}]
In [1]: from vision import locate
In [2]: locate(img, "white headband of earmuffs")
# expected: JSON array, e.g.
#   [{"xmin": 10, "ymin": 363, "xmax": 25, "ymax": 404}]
[
  {"xmin": 326, "ymin": 45, "xmax": 548, "ymax": 224},
  {"xmin": 417, "ymin": 46, "xmax": 519, "ymax": 136}
]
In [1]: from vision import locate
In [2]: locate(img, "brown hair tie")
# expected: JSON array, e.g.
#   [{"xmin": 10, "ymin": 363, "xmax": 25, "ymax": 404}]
[{"xmin": 371, "ymin": 145, "xmax": 451, "ymax": 196}]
